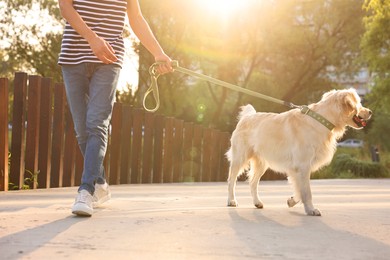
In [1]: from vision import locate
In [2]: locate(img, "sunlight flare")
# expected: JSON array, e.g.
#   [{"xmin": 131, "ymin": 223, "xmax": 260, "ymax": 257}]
[{"xmin": 196, "ymin": 0, "xmax": 251, "ymax": 17}]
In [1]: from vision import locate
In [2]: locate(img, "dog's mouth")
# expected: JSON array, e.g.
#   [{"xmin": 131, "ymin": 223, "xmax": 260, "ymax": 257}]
[{"xmin": 353, "ymin": 115, "xmax": 367, "ymax": 128}]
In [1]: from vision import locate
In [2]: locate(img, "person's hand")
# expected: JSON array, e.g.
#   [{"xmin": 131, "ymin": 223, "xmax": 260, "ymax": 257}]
[
  {"xmin": 88, "ymin": 36, "xmax": 118, "ymax": 64},
  {"xmin": 155, "ymin": 53, "xmax": 173, "ymax": 75}
]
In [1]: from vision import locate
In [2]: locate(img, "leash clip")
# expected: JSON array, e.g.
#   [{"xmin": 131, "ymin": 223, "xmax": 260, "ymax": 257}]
[{"xmin": 144, "ymin": 61, "xmax": 177, "ymax": 112}]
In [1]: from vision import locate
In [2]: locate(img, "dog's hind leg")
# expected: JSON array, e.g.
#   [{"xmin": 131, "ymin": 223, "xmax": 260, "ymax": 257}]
[
  {"xmin": 287, "ymin": 196, "xmax": 299, "ymax": 208},
  {"xmin": 287, "ymin": 176, "xmax": 300, "ymax": 208},
  {"xmin": 287, "ymin": 174, "xmax": 302, "ymax": 208},
  {"xmin": 249, "ymin": 157, "xmax": 267, "ymax": 209},
  {"xmin": 227, "ymin": 159, "xmax": 244, "ymax": 207}
]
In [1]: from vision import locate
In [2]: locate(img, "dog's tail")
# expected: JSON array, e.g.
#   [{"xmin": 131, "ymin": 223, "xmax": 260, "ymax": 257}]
[{"xmin": 238, "ymin": 104, "xmax": 256, "ymax": 121}]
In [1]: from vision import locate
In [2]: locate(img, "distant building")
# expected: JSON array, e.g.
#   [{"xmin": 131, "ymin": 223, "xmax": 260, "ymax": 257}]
[
  {"xmin": 339, "ymin": 69, "xmax": 372, "ymax": 96},
  {"xmin": 327, "ymin": 67, "xmax": 372, "ymax": 98}
]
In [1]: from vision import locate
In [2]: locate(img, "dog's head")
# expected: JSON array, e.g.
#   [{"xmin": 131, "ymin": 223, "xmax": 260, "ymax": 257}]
[{"xmin": 322, "ymin": 88, "xmax": 372, "ymax": 129}]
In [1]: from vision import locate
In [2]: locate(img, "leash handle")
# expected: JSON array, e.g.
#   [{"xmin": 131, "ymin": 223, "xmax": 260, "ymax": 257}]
[{"xmin": 143, "ymin": 62, "xmax": 163, "ymax": 112}]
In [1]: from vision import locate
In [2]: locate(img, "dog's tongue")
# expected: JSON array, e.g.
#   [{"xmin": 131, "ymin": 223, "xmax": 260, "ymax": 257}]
[{"xmin": 353, "ymin": 115, "xmax": 367, "ymax": 127}]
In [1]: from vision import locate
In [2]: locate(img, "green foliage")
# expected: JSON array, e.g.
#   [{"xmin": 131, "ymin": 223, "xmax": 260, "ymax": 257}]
[
  {"xmin": 21, "ymin": 169, "xmax": 40, "ymax": 190},
  {"xmin": 365, "ymin": 112, "xmax": 390, "ymax": 151},
  {"xmin": 361, "ymin": 0, "xmax": 390, "ymax": 151},
  {"xmin": 8, "ymin": 169, "xmax": 40, "ymax": 190},
  {"xmin": 8, "ymin": 150, "xmax": 40, "ymax": 190},
  {"xmin": 332, "ymin": 154, "xmax": 388, "ymax": 178},
  {"xmin": 362, "ymin": 0, "xmax": 390, "ymax": 75},
  {"xmin": 313, "ymin": 150, "xmax": 389, "ymax": 179}
]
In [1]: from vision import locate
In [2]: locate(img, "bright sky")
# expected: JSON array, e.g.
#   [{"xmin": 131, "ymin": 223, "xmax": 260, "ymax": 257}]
[
  {"xmin": 196, "ymin": 0, "xmax": 255, "ymax": 18},
  {"xmin": 2, "ymin": 3, "xmax": 63, "ymax": 48},
  {"xmin": 118, "ymin": 34, "xmax": 139, "ymax": 93}
]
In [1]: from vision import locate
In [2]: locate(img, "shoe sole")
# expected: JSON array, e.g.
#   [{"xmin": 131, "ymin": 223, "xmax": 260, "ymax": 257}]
[{"xmin": 72, "ymin": 205, "xmax": 93, "ymax": 217}]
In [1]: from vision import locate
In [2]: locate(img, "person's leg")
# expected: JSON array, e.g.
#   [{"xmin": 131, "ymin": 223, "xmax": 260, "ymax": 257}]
[
  {"xmin": 62, "ymin": 63, "xmax": 93, "ymax": 216},
  {"xmin": 62, "ymin": 63, "xmax": 120, "ymax": 195},
  {"xmin": 61, "ymin": 63, "xmax": 89, "ymax": 157},
  {"xmin": 81, "ymin": 63, "xmax": 120, "ymax": 192}
]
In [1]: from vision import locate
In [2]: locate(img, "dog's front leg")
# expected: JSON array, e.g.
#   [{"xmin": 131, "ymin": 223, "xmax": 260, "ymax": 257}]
[{"xmin": 293, "ymin": 173, "xmax": 321, "ymax": 216}]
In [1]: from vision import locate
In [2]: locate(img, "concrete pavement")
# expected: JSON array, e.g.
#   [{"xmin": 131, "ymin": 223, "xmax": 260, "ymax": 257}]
[{"xmin": 1, "ymin": 179, "xmax": 390, "ymax": 259}]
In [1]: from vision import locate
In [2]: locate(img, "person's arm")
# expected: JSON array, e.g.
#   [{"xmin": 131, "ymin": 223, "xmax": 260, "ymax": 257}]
[
  {"xmin": 58, "ymin": 0, "xmax": 117, "ymax": 64},
  {"xmin": 127, "ymin": 0, "xmax": 172, "ymax": 74}
]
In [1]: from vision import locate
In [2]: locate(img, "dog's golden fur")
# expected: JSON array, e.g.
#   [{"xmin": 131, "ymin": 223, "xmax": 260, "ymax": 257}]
[{"xmin": 227, "ymin": 88, "xmax": 372, "ymax": 216}]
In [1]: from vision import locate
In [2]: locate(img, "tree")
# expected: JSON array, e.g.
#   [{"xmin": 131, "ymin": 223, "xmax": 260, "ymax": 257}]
[
  {"xmin": 361, "ymin": 0, "xmax": 390, "ymax": 150},
  {"xmin": 136, "ymin": 0, "xmax": 366, "ymax": 131},
  {"xmin": 0, "ymin": 0, "xmax": 63, "ymax": 82}
]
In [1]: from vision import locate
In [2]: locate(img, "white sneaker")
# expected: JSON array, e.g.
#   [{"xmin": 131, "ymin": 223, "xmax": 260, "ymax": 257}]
[
  {"xmin": 72, "ymin": 190, "xmax": 93, "ymax": 216},
  {"xmin": 93, "ymin": 182, "xmax": 111, "ymax": 206}
]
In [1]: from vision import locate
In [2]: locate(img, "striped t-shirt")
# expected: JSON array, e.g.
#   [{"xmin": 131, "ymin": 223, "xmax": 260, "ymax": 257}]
[{"xmin": 58, "ymin": 0, "xmax": 127, "ymax": 67}]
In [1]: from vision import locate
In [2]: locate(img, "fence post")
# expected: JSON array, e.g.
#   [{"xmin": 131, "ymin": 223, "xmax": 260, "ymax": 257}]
[
  {"xmin": 202, "ymin": 128, "xmax": 212, "ymax": 182},
  {"xmin": 10, "ymin": 72, "xmax": 28, "ymax": 189},
  {"xmin": 25, "ymin": 75, "xmax": 41, "ymax": 189},
  {"xmin": 192, "ymin": 125, "xmax": 203, "ymax": 182},
  {"xmin": 172, "ymin": 119, "xmax": 184, "ymax": 182},
  {"xmin": 130, "ymin": 108, "xmax": 143, "ymax": 183},
  {"xmin": 51, "ymin": 83, "xmax": 66, "ymax": 187},
  {"xmin": 0, "ymin": 78, "xmax": 9, "ymax": 191},
  {"xmin": 163, "ymin": 117, "xmax": 174, "ymax": 183},
  {"xmin": 209, "ymin": 129, "xmax": 221, "ymax": 182},
  {"xmin": 153, "ymin": 115, "xmax": 164, "ymax": 183},
  {"xmin": 142, "ymin": 112, "xmax": 154, "ymax": 183},
  {"xmin": 219, "ymin": 132, "xmax": 231, "ymax": 182},
  {"xmin": 109, "ymin": 102, "xmax": 122, "ymax": 185},
  {"xmin": 37, "ymin": 78, "xmax": 53, "ymax": 188},
  {"xmin": 182, "ymin": 122, "xmax": 194, "ymax": 182},
  {"xmin": 119, "ymin": 105, "xmax": 132, "ymax": 184}
]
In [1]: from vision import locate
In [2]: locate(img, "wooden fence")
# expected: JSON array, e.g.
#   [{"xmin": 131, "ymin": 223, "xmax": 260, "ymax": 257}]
[
  {"xmin": 0, "ymin": 72, "xmax": 235, "ymax": 191},
  {"xmin": 0, "ymin": 73, "xmax": 285, "ymax": 191}
]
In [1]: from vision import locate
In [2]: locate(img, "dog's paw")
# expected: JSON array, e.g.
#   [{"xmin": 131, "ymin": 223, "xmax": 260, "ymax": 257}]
[
  {"xmin": 253, "ymin": 198, "xmax": 264, "ymax": 209},
  {"xmin": 287, "ymin": 197, "xmax": 298, "ymax": 208},
  {"xmin": 254, "ymin": 203, "xmax": 263, "ymax": 209},
  {"xmin": 227, "ymin": 200, "xmax": 238, "ymax": 207},
  {"xmin": 306, "ymin": 208, "xmax": 322, "ymax": 216}
]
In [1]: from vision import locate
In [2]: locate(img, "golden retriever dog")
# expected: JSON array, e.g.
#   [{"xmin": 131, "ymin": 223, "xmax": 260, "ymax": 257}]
[{"xmin": 227, "ymin": 88, "xmax": 372, "ymax": 216}]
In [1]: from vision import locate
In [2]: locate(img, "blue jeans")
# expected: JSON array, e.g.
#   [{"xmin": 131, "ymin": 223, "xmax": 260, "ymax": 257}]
[{"xmin": 62, "ymin": 63, "xmax": 121, "ymax": 195}]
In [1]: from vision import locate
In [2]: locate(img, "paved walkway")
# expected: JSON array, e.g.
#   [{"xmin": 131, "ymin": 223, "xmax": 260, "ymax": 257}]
[{"xmin": 1, "ymin": 179, "xmax": 390, "ymax": 259}]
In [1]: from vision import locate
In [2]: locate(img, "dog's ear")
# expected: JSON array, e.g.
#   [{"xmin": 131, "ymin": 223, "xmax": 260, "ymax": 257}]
[{"xmin": 342, "ymin": 92, "xmax": 357, "ymax": 117}]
